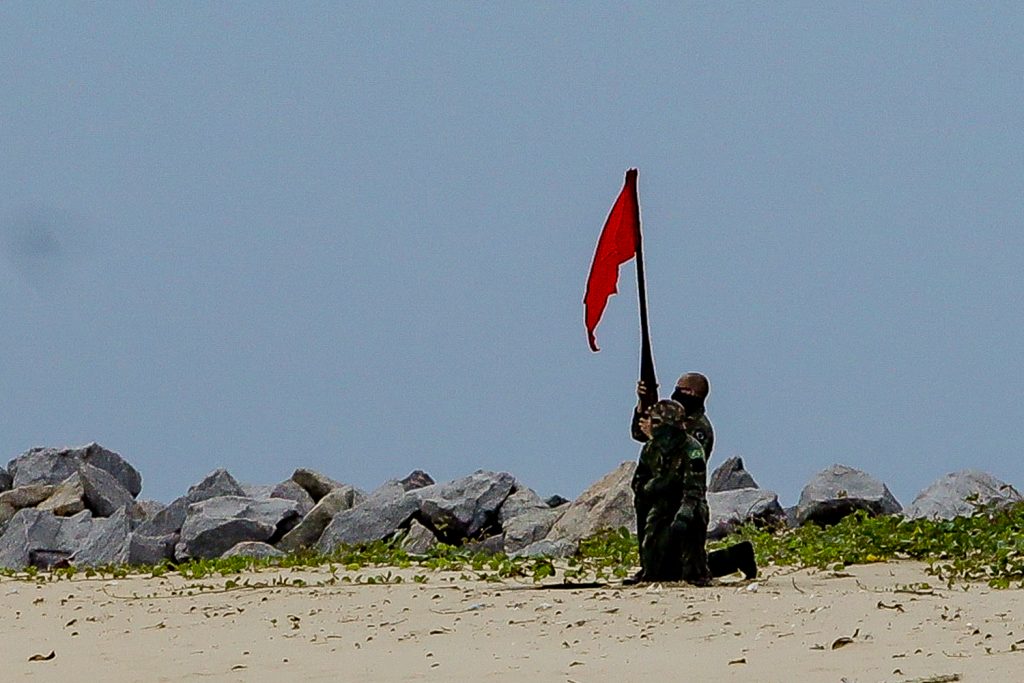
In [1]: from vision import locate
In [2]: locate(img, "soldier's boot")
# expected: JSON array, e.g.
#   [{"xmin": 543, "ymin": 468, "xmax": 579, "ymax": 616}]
[
  {"xmin": 622, "ymin": 570, "xmax": 645, "ymax": 586},
  {"xmin": 708, "ymin": 541, "xmax": 757, "ymax": 580}
]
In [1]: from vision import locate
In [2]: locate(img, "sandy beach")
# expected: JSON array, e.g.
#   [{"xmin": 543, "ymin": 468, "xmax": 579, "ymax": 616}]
[{"xmin": 2, "ymin": 561, "xmax": 1020, "ymax": 682}]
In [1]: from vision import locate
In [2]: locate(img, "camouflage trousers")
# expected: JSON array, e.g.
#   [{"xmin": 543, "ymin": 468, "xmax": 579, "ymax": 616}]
[{"xmin": 638, "ymin": 499, "xmax": 711, "ymax": 584}]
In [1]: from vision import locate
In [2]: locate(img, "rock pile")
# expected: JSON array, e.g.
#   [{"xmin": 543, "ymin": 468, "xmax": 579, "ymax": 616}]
[{"xmin": 1, "ymin": 442, "xmax": 1020, "ymax": 570}]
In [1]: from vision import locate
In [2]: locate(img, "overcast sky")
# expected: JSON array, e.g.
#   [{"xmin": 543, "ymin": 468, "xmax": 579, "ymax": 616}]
[{"xmin": 3, "ymin": 3, "xmax": 1022, "ymax": 505}]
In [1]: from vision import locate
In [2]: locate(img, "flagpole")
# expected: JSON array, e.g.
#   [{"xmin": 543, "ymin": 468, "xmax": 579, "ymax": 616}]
[{"xmin": 632, "ymin": 170, "xmax": 658, "ymax": 407}]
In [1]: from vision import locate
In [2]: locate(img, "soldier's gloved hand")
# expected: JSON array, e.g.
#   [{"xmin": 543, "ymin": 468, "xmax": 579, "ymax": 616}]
[{"xmin": 636, "ymin": 380, "xmax": 652, "ymax": 403}]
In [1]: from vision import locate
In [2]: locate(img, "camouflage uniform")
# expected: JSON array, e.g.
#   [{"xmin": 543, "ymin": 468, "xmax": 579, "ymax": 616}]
[
  {"xmin": 631, "ymin": 373, "xmax": 714, "ymax": 554},
  {"xmin": 631, "ymin": 400, "xmax": 712, "ymax": 584}
]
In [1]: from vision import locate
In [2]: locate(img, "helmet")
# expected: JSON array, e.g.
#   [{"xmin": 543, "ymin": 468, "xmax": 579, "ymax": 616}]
[{"xmin": 648, "ymin": 399, "xmax": 687, "ymax": 430}]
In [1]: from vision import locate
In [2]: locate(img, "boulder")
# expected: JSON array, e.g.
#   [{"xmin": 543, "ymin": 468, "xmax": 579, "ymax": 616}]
[
  {"xmin": 178, "ymin": 496, "xmax": 303, "ymax": 560},
  {"xmin": 498, "ymin": 486, "xmax": 548, "ymax": 523},
  {"xmin": 511, "ymin": 538, "xmax": 577, "ymax": 559},
  {"xmin": 6, "ymin": 448, "xmax": 81, "ymax": 491},
  {"xmin": 503, "ymin": 507, "xmax": 563, "ymax": 554},
  {"xmin": 0, "ymin": 466, "xmax": 11, "ymax": 492},
  {"xmin": 416, "ymin": 471, "xmax": 516, "ymax": 543},
  {"xmin": 0, "ymin": 484, "xmax": 57, "ymax": 510},
  {"xmin": 0, "ymin": 509, "xmax": 94, "ymax": 569},
  {"xmin": 0, "ymin": 502, "xmax": 16, "ymax": 528},
  {"xmin": 133, "ymin": 500, "xmax": 166, "ymax": 524},
  {"xmin": 127, "ymin": 532, "xmax": 178, "ymax": 566},
  {"xmin": 276, "ymin": 486, "xmax": 361, "ymax": 553},
  {"xmin": 543, "ymin": 462, "xmax": 636, "ymax": 548},
  {"xmin": 544, "ymin": 494, "xmax": 570, "ymax": 508},
  {"xmin": 188, "ymin": 468, "xmax": 247, "ymax": 499},
  {"xmin": 269, "ymin": 480, "xmax": 316, "ymax": 516},
  {"xmin": 74, "ymin": 508, "xmax": 131, "ymax": 566},
  {"xmin": 135, "ymin": 468, "xmax": 246, "ymax": 536},
  {"xmin": 465, "ymin": 534, "xmax": 505, "ymax": 555},
  {"xmin": 240, "ymin": 483, "xmax": 275, "ymax": 498},
  {"xmin": 399, "ymin": 519, "xmax": 438, "ymax": 555},
  {"xmin": 706, "ymin": 488, "xmax": 786, "ymax": 540},
  {"xmin": 79, "ymin": 462, "xmax": 136, "ymax": 517},
  {"xmin": 316, "ymin": 481, "xmax": 421, "ymax": 551},
  {"xmin": 399, "ymin": 469, "xmax": 435, "ymax": 492},
  {"xmin": 37, "ymin": 474, "xmax": 86, "ymax": 516},
  {"xmin": 291, "ymin": 468, "xmax": 348, "ymax": 502},
  {"xmin": 708, "ymin": 456, "xmax": 759, "ymax": 493},
  {"xmin": 242, "ymin": 481, "xmax": 315, "ymax": 517},
  {"xmin": 221, "ymin": 541, "xmax": 285, "ymax": 560},
  {"xmin": 904, "ymin": 470, "xmax": 1023, "ymax": 520},
  {"xmin": 796, "ymin": 464, "xmax": 902, "ymax": 526},
  {"xmin": 499, "ymin": 487, "xmax": 563, "ymax": 554},
  {"xmin": 7, "ymin": 443, "xmax": 141, "ymax": 497}
]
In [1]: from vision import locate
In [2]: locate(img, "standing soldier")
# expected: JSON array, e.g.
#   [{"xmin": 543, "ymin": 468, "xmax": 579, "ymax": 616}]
[
  {"xmin": 630, "ymin": 373, "xmax": 757, "ymax": 581},
  {"xmin": 632, "ymin": 372, "xmax": 714, "ymax": 457}
]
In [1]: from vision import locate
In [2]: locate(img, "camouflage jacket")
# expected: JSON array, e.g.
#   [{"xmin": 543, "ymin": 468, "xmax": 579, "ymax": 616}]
[
  {"xmin": 632, "ymin": 427, "xmax": 707, "ymax": 516},
  {"xmin": 631, "ymin": 405, "xmax": 714, "ymax": 462}
]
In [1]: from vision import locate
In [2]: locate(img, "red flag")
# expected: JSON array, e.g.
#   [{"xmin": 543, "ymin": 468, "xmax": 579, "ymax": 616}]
[{"xmin": 584, "ymin": 169, "xmax": 640, "ymax": 352}]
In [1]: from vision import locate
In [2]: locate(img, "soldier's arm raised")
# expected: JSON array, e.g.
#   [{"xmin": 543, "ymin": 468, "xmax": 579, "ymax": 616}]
[{"xmin": 630, "ymin": 380, "xmax": 654, "ymax": 442}]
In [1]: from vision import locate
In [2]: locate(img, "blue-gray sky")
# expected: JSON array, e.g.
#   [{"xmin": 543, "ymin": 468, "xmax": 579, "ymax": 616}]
[{"xmin": 3, "ymin": 3, "xmax": 1022, "ymax": 505}]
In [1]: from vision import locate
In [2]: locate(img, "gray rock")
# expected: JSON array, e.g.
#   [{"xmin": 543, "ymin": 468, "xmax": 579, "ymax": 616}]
[
  {"xmin": 178, "ymin": 496, "xmax": 303, "ymax": 560},
  {"xmin": 543, "ymin": 462, "xmax": 636, "ymax": 547},
  {"xmin": 188, "ymin": 468, "xmax": 247, "ymax": 499},
  {"xmin": 37, "ymin": 474, "xmax": 86, "ymax": 516},
  {"xmin": 796, "ymin": 464, "xmax": 902, "ymax": 526},
  {"xmin": 135, "ymin": 468, "xmax": 246, "ymax": 536},
  {"xmin": 127, "ymin": 532, "xmax": 178, "ymax": 566},
  {"xmin": 784, "ymin": 505, "xmax": 799, "ymax": 529},
  {"xmin": 277, "ymin": 486, "xmax": 361, "ymax": 553},
  {"xmin": 707, "ymin": 488, "xmax": 786, "ymax": 540},
  {"xmin": 511, "ymin": 538, "xmax": 577, "ymax": 558},
  {"xmin": 7, "ymin": 448, "xmax": 81, "ymax": 489},
  {"xmin": 0, "ymin": 509, "xmax": 61, "ymax": 568},
  {"xmin": 241, "ymin": 483, "xmax": 275, "ymax": 498},
  {"xmin": 133, "ymin": 500, "xmax": 166, "ymax": 524},
  {"xmin": 316, "ymin": 481, "xmax": 420, "ymax": 551},
  {"xmin": 544, "ymin": 494, "xmax": 570, "ymax": 508},
  {"xmin": 0, "ymin": 484, "xmax": 58, "ymax": 510},
  {"xmin": 221, "ymin": 541, "xmax": 285, "ymax": 560},
  {"xmin": 465, "ymin": 534, "xmax": 505, "ymax": 555},
  {"xmin": 399, "ymin": 519, "xmax": 438, "ymax": 555},
  {"xmin": 0, "ymin": 502, "xmax": 16, "ymax": 528},
  {"xmin": 269, "ymin": 480, "xmax": 315, "ymax": 516},
  {"xmin": 503, "ymin": 507, "xmax": 563, "ymax": 554},
  {"xmin": 904, "ymin": 470, "xmax": 1023, "ymax": 520},
  {"xmin": 499, "ymin": 487, "xmax": 563, "ymax": 554},
  {"xmin": 74, "ymin": 508, "xmax": 131, "ymax": 566},
  {"xmin": 79, "ymin": 462, "xmax": 136, "ymax": 517},
  {"xmin": 498, "ymin": 486, "xmax": 548, "ymax": 524},
  {"xmin": 0, "ymin": 466, "xmax": 11, "ymax": 492},
  {"xmin": 416, "ymin": 470, "xmax": 515, "ymax": 543},
  {"xmin": 7, "ymin": 443, "xmax": 141, "ymax": 497},
  {"xmin": 399, "ymin": 469, "xmax": 435, "ymax": 492},
  {"xmin": 79, "ymin": 443, "xmax": 143, "ymax": 497},
  {"xmin": 0, "ymin": 508, "xmax": 94, "ymax": 569},
  {"xmin": 708, "ymin": 456, "xmax": 759, "ymax": 493},
  {"xmin": 291, "ymin": 468, "xmax": 347, "ymax": 502}
]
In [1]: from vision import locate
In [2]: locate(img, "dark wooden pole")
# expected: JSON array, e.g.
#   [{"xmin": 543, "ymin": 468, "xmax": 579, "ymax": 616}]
[{"xmin": 632, "ymin": 172, "xmax": 658, "ymax": 408}]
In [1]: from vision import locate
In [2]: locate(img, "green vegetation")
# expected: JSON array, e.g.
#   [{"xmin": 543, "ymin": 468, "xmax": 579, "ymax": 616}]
[
  {"xmin": 721, "ymin": 501, "xmax": 1024, "ymax": 589},
  {"xmin": 3, "ymin": 501, "xmax": 1024, "ymax": 589}
]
